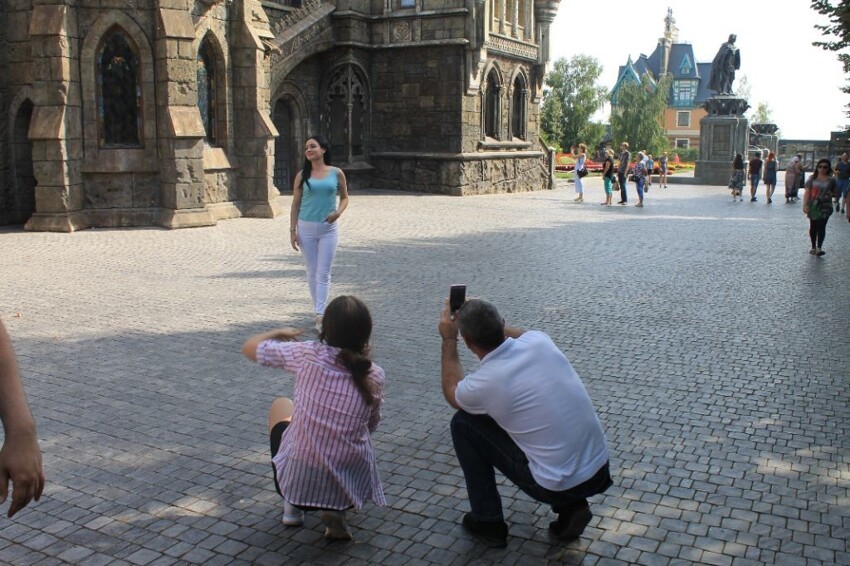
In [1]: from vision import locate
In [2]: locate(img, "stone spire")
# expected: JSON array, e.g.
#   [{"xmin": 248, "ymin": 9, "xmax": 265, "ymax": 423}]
[{"xmin": 659, "ymin": 7, "xmax": 678, "ymax": 76}]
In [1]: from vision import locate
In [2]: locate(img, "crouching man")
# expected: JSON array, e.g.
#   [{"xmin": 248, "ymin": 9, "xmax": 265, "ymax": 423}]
[{"xmin": 438, "ymin": 298, "xmax": 612, "ymax": 547}]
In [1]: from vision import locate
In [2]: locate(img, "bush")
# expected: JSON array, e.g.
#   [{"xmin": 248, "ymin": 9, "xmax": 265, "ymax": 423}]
[{"xmin": 671, "ymin": 148, "xmax": 698, "ymax": 163}]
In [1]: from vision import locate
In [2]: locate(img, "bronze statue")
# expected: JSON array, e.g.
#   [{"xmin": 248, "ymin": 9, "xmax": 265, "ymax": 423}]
[{"xmin": 708, "ymin": 34, "xmax": 740, "ymax": 96}]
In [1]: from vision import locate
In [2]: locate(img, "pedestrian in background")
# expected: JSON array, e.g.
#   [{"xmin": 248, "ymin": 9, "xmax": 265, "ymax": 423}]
[
  {"xmin": 645, "ymin": 153, "xmax": 654, "ymax": 191},
  {"xmin": 601, "ymin": 148, "xmax": 615, "ymax": 206},
  {"xmin": 659, "ymin": 152, "xmax": 669, "ymax": 188},
  {"xmin": 617, "ymin": 142, "xmax": 630, "ymax": 205},
  {"xmin": 785, "ymin": 155, "xmax": 802, "ymax": 203},
  {"xmin": 748, "ymin": 153, "xmax": 763, "ymax": 202},
  {"xmin": 573, "ymin": 143, "xmax": 587, "ymax": 203},
  {"xmin": 729, "ymin": 153, "xmax": 745, "ymax": 202},
  {"xmin": 763, "ymin": 152, "xmax": 778, "ymax": 203},
  {"xmin": 289, "ymin": 135, "xmax": 350, "ymax": 331},
  {"xmin": 833, "ymin": 152, "xmax": 850, "ymax": 214},
  {"xmin": 633, "ymin": 151, "xmax": 648, "ymax": 207},
  {"xmin": 803, "ymin": 159, "xmax": 836, "ymax": 256}
]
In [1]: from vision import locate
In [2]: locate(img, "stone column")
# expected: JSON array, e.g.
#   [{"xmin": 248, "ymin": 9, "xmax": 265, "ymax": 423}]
[
  {"xmin": 231, "ymin": 0, "xmax": 282, "ymax": 218},
  {"xmin": 155, "ymin": 1, "xmax": 215, "ymax": 228},
  {"xmin": 25, "ymin": 3, "xmax": 86, "ymax": 232}
]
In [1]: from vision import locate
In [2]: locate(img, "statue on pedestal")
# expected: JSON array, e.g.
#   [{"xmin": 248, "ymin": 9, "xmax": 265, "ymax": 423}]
[{"xmin": 708, "ymin": 34, "xmax": 740, "ymax": 95}]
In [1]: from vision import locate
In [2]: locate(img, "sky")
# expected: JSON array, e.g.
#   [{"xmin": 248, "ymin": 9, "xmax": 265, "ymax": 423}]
[{"xmin": 548, "ymin": 0, "xmax": 847, "ymax": 140}]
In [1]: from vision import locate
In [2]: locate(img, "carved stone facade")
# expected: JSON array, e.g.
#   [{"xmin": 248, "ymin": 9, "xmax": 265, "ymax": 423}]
[{"xmin": 0, "ymin": 0, "xmax": 560, "ymax": 230}]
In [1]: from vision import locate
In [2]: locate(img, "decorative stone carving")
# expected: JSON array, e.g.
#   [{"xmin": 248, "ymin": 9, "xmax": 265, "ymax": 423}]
[
  {"xmin": 703, "ymin": 96, "xmax": 749, "ymax": 117},
  {"xmin": 485, "ymin": 35, "xmax": 538, "ymax": 61},
  {"xmin": 391, "ymin": 20, "xmax": 412, "ymax": 42}
]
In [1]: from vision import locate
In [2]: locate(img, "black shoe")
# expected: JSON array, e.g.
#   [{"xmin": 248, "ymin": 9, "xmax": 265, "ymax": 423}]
[
  {"xmin": 751, "ymin": 197, "xmax": 757, "ymax": 202},
  {"xmin": 461, "ymin": 514, "xmax": 508, "ymax": 547},
  {"xmin": 549, "ymin": 504, "xmax": 593, "ymax": 540},
  {"xmin": 617, "ymin": 201, "xmax": 627, "ymax": 205},
  {"xmin": 817, "ymin": 249, "xmax": 826, "ymax": 257}
]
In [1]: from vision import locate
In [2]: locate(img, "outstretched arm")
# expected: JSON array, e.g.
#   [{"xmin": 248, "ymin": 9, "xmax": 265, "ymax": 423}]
[
  {"xmin": 242, "ymin": 328, "xmax": 304, "ymax": 362},
  {"xmin": 0, "ymin": 319, "xmax": 44, "ymax": 518}
]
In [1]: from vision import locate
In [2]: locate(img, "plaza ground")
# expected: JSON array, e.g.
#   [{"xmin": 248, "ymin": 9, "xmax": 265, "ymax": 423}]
[{"xmin": 1, "ymin": 178, "xmax": 848, "ymax": 565}]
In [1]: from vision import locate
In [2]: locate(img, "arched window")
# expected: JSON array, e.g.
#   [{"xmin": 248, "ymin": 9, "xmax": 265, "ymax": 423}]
[
  {"xmin": 324, "ymin": 65, "xmax": 368, "ymax": 163},
  {"xmin": 197, "ymin": 37, "xmax": 218, "ymax": 145},
  {"xmin": 97, "ymin": 28, "xmax": 142, "ymax": 147},
  {"xmin": 484, "ymin": 70, "xmax": 501, "ymax": 139},
  {"xmin": 511, "ymin": 74, "xmax": 527, "ymax": 140}
]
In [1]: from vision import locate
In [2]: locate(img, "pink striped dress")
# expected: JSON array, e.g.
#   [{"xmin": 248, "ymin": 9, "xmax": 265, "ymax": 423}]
[{"xmin": 257, "ymin": 340, "xmax": 386, "ymax": 510}]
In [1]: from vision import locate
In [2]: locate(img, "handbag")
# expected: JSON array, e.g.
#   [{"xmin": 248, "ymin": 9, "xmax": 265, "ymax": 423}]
[
  {"xmin": 629, "ymin": 174, "xmax": 638, "ymax": 182},
  {"xmin": 576, "ymin": 167, "xmax": 588, "ymax": 178}
]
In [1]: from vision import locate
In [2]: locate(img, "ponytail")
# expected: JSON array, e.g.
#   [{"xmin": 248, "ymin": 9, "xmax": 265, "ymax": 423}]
[{"xmin": 336, "ymin": 348, "xmax": 375, "ymax": 405}]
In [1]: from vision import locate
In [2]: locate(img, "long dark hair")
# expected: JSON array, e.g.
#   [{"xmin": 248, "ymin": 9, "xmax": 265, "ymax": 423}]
[
  {"xmin": 733, "ymin": 153, "xmax": 744, "ymax": 169},
  {"xmin": 300, "ymin": 135, "xmax": 332, "ymax": 190},
  {"xmin": 319, "ymin": 296, "xmax": 376, "ymax": 405}
]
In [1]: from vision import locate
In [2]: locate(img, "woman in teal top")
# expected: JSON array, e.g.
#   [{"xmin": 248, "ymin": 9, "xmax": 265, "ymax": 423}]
[{"xmin": 289, "ymin": 135, "xmax": 350, "ymax": 330}]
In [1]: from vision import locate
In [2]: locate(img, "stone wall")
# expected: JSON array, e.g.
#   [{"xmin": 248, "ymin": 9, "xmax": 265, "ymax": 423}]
[
  {"xmin": 371, "ymin": 46, "xmax": 464, "ymax": 153},
  {"xmin": 0, "ymin": 1, "xmax": 8, "ymax": 225}
]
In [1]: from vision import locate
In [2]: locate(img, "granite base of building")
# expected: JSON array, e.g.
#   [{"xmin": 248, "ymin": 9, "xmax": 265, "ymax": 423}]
[{"xmin": 370, "ymin": 153, "xmax": 550, "ymax": 196}]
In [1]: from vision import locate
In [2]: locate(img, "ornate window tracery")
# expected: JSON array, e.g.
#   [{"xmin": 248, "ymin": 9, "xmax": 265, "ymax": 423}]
[
  {"xmin": 324, "ymin": 64, "xmax": 368, "ymax": 163},
  {"xmin": 511, "ymin": 74, "xmax": 527, "ymax": 140},
  {"xmin": 484, "ymin": 70, "xmax": 501, "ymax": 139}
]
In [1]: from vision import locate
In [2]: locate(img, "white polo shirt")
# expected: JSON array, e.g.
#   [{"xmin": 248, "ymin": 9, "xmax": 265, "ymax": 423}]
[{"xmin": 455, "ymin": 331, "xmax": 609, "ymax": 491}]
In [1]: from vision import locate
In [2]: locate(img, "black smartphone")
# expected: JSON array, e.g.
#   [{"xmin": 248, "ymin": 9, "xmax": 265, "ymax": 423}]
[{"xmin": 449, "ymin": 284, "xmax": 467, "ymax": 313}]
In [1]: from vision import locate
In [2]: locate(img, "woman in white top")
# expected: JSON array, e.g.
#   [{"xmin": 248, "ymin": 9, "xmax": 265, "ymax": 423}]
[{"xmin": 573, "ymin": 143, "xmax": 587, "ymax": 203}]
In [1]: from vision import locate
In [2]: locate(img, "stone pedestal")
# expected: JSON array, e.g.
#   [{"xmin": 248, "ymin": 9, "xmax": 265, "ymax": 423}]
[{"xmin": 694, "ymin": 96, "xmax": 749, "ymax": 186}]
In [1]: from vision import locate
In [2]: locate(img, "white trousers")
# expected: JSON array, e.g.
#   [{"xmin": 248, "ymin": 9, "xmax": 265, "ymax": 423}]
[{"xmin": 297, "ymin": 219, "xmax": 339, "ymax": 315}]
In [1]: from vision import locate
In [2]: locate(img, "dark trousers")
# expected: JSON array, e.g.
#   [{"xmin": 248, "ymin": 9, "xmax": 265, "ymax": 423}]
[
  {"xmin": 617, "ymin": 172, "xmax": 628, "ymax": 202},
  {"xmin": 450, "ymin": 410, "xmax": 612, "ymax": 522},
  {"xmin": 809, "ymin": 217, "xmax": 829, "ymax": 248}
]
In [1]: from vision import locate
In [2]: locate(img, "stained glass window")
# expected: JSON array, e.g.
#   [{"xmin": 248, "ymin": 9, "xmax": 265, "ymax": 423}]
[
  {"xmin": 98, "ymin": 29, "xmax": 142, "ymax": 147},
  {"xmin": 511, "ymin": 75, "xmax": 527, "ymax": 140},
  {"xmin": 197, "ymin": 38, "xmax": 217, "ymax": 145}
]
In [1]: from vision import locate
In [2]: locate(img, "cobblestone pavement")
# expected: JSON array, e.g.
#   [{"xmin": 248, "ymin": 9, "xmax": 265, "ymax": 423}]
[{"xmin": 1, "ymin": 178, "xmax": 848, "ymax": 565}]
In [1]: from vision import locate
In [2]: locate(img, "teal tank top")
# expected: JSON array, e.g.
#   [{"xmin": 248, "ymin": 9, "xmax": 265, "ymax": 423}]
[{"xmin": 299, "ymin": 169, "xmax": 339, "ymax": 222}]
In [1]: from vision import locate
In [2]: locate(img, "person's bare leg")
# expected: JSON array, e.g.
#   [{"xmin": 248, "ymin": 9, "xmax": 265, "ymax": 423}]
[{"xmin": 269, "ymin": 397, "xmax": 294, "ymax": 432}]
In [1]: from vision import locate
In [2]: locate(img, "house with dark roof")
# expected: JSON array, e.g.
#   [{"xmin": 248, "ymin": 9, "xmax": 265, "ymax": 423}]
[{"xmin": 610, "ymin": 9, "xmax": 713, "ymax": 151}]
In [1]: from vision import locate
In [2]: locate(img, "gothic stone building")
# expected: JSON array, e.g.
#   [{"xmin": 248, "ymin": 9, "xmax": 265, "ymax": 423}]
[{"xmin": 0, "ymin": 0, "xmax": 560, "ymax": 231}]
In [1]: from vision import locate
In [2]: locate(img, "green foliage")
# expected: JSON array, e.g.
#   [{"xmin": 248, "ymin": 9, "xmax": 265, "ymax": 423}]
[
  {"xmin": 579, "ymin": 122, "xmax": 607, "ymax": 154},
  {"xmin": 610, "ymin": 74, "xmax": 672, "ymax": 156},
  {"xmin": 751, "ymin": 101, "xmax": 774, "ymax": 124},
  {"xmin": 672, "ymin": 147, "xmax": 698, "ymax": 162},
  {"xmin": 540, "ymin": 55, "xmax": 608, "ymax": 151},
  {"xmin": 811, "ymin": 0, "xmax": 850, "ymax": 125}
]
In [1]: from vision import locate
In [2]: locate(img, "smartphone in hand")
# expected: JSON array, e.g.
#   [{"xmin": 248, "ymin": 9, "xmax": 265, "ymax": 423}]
[{"xmin": 449, "ymin": 284, "xmax": 467, "ymax": 314}]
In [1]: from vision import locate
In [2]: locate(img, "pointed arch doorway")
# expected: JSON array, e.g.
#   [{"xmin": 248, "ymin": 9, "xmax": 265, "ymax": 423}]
[
  {"xmin": 272, "ymin": 95, "xmax": 303, "ymax": 195},
  {"xmin": 4, "ymin": 100, "xmax": 37, "ymax": 226}
]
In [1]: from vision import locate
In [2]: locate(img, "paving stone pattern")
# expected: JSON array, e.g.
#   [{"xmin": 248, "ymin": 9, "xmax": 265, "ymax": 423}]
[{"xmin": 1, "ymin": 179, "xmax": 848, "ymax": 565}]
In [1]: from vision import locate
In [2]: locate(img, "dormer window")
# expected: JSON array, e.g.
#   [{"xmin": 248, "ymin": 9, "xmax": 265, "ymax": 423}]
[{"xmin": 678, "ymin": 54, "xmax": 693, "ymax": 75}]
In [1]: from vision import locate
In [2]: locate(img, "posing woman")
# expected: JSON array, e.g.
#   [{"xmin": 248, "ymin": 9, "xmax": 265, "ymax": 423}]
[
  {"xmin": 573, "ymin": 143, "xmax": 587, "ymax": 203},
  {"xmin": 600, "ymin": 148, "xmax": 615, "ymax": 206},
  {"xmin": 290, "ymin": 135, "xmax": 350, "ymax": 330},
  {"xmin": 243, "ymin": 295, "xmax": 385, "ymax": 540},
  {"xmin": 803, "ymin": 158, "xmax": 837, "ymax": 256},
  {"xmin": 729, "ymin": 153, "xmax": 745, "ymax": 202},
  {"xmin": 763, "ymin": 152, "xmax": 778, "ymax": 204},
  {"xmin": 633, "ymin": 151, "xmax": 648, "ymax": 207}
]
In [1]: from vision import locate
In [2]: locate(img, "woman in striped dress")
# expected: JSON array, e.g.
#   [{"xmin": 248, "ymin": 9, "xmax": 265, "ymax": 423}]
[{"xmin": 243, "ymin": 295, "xmax": 385, "ymax": 540}]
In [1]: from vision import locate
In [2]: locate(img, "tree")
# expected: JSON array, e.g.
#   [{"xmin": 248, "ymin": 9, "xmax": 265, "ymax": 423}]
[
  {"xmin": 610, "ymin": 73, "xmax": 671, "ymax": 156},
  {"xmin": 751, "ymin": 102, "xmax": 774, "ymax": 124},
  {"xmin": 811, "ymin": 0, "xmax": 850, "ymax": 124},
  {"xmin": 539, "ymin": 55, "xmax": 608, "ymax": 151}
]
